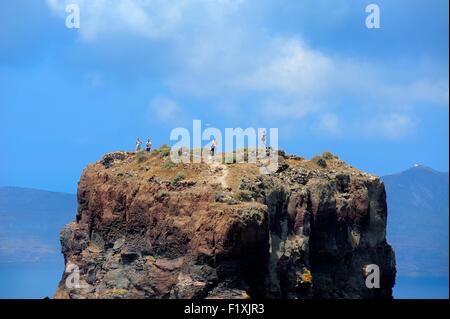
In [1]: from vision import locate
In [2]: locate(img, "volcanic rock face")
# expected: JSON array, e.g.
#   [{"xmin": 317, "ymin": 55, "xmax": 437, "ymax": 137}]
[{"xmin": 54, "ymin": 150, "xmax": 396, "ymax": 299}]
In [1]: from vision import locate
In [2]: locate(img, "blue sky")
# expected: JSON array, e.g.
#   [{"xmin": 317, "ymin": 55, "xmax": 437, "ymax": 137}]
[{"xmin": 0, "ymin": 0, "xmax": 448, "ymax": 193}]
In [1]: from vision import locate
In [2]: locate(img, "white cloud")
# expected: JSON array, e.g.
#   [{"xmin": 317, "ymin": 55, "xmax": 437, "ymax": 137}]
[
  {"xmin": 169, "ymin": 31, "xmax": 447, "ymax": 137},
  {"xmin": 47, "ymin": 0, "xmax": 186, "ymax": 40},
  {"xmin": 47, "ymin": 0, "xmax": 242, "ymax": 41},
  {"xmin": 148, "ymin": 97, "xmax": 180, "ymax": 123},
  {"xmin": 371, "ymin": 114, "xmax": 416, "ymax": 140},
  {"xmin": 236, "ymin": 38, "xmax": 448, "ymax": 113},
  {"xmin": 46, "ymin": 0, "xmax": 448, "ymax": 140},
  {"xmin": 239, "ymin": 38, "xmax": 334, "ymax": 95},
  {"xmin": 261, "ymin": 97, "xmax": 317, "ymax": 120},
  {"xmin": 316, "ymin": 113, "xmax": 342, "ymax": 136},
  {"xmin": 408, "ymin": 80, "xmax": 449, "ymax": 105},
  {"xmin": 314, "ymin": 113, "xmax": 416, "ymax": 140}
]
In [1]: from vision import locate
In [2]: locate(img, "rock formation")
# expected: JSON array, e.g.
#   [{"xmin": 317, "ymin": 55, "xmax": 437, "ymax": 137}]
[{"xmin": 54, "ymin": 149, "xmax": 396, "ymax": 299}]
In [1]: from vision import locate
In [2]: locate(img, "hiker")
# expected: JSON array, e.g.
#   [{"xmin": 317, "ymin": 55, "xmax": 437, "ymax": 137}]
[
  {"xmin": 146, "ymin": 139, "xmax": 152, "ymax": 152},
  {"xmin": 135, "ymin": 138, "xmax": 142, "ymax": 152},
  {"xmin": 210, "ymin": 138, "xmax": 217, "ymax": 156},
  {"xmin": 261, "ymin": 129, "xmax": 267, "ymax": 147}
]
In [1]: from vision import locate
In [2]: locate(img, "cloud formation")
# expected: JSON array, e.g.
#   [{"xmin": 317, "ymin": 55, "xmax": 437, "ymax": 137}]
[
  {"xmin": 46, "ymin": 0, "xmax": 449, "ymax": 140},
  {"xmin": 148, "ymin": 97, "xmax": 180, "ymax": 123},
  {"xmin": 315, "ymin": 112, "xmax": 416, "ymax": 140},
  {"xmin": 47, "ymin": 0, "xmax": 243, "ymax": 40}
]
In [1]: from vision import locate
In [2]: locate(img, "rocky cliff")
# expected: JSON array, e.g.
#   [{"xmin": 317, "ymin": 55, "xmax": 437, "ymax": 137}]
[{"xmin": 54, "ymin": 149, "xmax": 396, "ymax": 299}]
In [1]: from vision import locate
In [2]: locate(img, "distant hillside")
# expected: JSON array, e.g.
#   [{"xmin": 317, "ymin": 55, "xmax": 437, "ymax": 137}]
[
  {"xmin": 383, "ymin": 166, "xmax": 449, "ymax": 278},
  {"xmin": 0, "ymin": 186, "xmax": 76, "ymax": 298}
]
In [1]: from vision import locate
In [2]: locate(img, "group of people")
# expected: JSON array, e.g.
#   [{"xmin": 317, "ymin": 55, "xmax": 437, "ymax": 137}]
[
  {"xmin": 135, "ymin": 130, "xmax": 267, "ymax": 156},
  {"xmin": 135, "ymin": 138, "xmax": 152, "ymax": 152}
]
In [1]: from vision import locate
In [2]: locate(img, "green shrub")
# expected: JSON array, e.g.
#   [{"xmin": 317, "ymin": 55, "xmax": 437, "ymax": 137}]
[
  {"xmin": 171, "ymin": 172, "xmax": 186, "ymax": 185},
  {"xmin": 151, "ymin": 149, "xmax": 159, "ymax": 156},
  {"xmin": 159, "ymin": 144, "xmax": 171, "ymax": 157},
  {"xmin": 161, "ymin": 159, "xmax": 176, "ymax": 169},
  {"xmin": 242, "ymin": 148, "xmax": 249, "ymax": 162},
  {"xmin": 311, "ymin": 155, "xmax": 327, "ymax": 168},
  {"xmin": 136, "ymin": 151, "xmax": 150, "ymax": 163},
  {"xmin": 322, "ymin": 151, "xmax": 334, "ymax": 160},
  {"xmin": 234, "ymin": 190, "xmax": 254, "ymax": 202}
]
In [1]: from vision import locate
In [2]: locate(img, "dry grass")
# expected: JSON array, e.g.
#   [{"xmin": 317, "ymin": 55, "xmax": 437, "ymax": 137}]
[
  {"xmin": 105, "ymin": 152, "xmax": 210, "ymax": 183},
  {"xmin": 226, "ymin": 163, "xmax": 260, "ymax": 191},
  {"xmin": 98, "ymin": 149, "xmax": 369, "ymax": 190}
]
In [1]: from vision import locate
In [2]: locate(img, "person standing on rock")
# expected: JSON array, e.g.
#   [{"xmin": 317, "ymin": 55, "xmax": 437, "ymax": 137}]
[
  {"xmin": 135, "ymin": 138, "xmax": 142, "ymax": 152},
  {"xmin": 261, "ymin": 129, "xmax": 267, "ymax": 148},
  {"xmin": 259, "ymin": 129, "xmax": 267, "ymax": 159},
  {"xmin": 210, "ymin": 138, "xmax": 217, "ymax": 157},
  {"xmin": 146, "ymin": 139, "xmax": 152, "ymax": 152}
]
